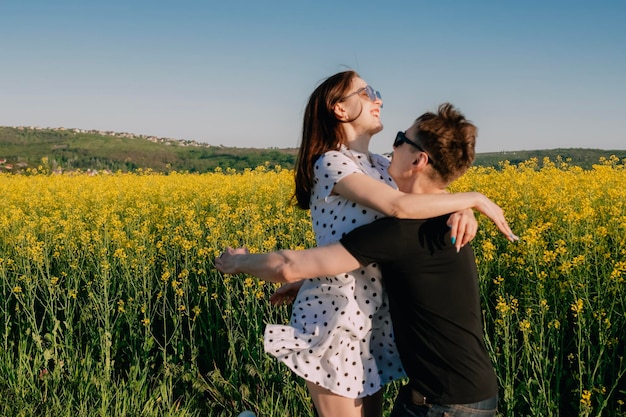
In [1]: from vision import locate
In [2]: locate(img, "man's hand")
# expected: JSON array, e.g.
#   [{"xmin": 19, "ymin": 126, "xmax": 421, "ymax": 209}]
[{"xmin": 215, "ymin": 247, "xmax": 249, "ymax": 274}]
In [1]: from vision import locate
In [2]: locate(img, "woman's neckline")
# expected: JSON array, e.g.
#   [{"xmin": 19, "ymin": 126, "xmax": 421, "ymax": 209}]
[{"xmin": 342, "ymin": 144, "xmax": 373, "ymax": 165}]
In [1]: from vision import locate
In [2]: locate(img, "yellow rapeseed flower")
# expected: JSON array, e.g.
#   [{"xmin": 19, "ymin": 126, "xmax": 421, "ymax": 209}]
[
  {"xmin": 519, "ymin": 319, "xmax": 531, "ymax": 332},
  {"xmin": 571, "ymin": 299, "xmax": 584, "ymax": 317},
  {"xmin": 580, "ymin": 389, "xmax": 592, "ymax": 408},
  {"xmin": 549, "ymin": 319, "xmax": 561, "ymax": 329},
  {"xmin": 493, "ymin": 276, "xmax": 504, "ymax": 285}
]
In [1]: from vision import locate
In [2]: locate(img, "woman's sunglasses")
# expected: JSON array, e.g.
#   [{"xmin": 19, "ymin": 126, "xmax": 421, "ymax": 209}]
[{"xmin": 339, "ymin": 85, "xmax": 382, "ymax": 104}]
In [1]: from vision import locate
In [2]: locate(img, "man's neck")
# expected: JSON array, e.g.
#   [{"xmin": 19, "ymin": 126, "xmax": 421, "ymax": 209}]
[{"xmin": 397, "ymin": 177, "xmax": 447, "ymax": 195}]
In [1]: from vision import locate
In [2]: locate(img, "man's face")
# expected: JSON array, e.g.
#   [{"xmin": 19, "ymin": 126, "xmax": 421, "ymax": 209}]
[{"xmin": 388, "ymin": 126, "xmax": 420, "ymax": 184}]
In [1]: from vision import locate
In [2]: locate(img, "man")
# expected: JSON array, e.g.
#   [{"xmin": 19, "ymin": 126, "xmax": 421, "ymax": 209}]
[{"xmin": 216, "ymin": 103, "xmax": 516, "ymax": 416}]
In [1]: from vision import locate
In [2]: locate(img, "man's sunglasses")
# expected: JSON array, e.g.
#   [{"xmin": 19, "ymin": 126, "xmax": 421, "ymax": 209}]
[
  {"xmin": 339, "ymin": 85, "xmax": 382, "ymax": 104},
  {"xmin": 394, "ymin": 131, "xmax": 433, "ymax": 164}
]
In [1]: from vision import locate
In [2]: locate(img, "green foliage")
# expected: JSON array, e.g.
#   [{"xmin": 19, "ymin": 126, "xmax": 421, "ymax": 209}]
[
  {"xmin": 474, "ymin": 149, "xmax": 626, "ymax": 170},
  {"xmin": 2, "ymin": 126, "xmax": 624, "ymax": 174},
  {"xmin": 0, "ymin": 127, "xmax": 297, "ymax": 173},
  {"xmin": 2, "ymin": 164, "xmax": 626, "ymax": 415}
]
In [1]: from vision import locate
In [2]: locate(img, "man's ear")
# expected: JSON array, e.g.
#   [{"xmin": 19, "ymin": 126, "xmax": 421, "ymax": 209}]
[{"xmin": 411, "ymin": 152, "xmax": 428, "ymax": 172}]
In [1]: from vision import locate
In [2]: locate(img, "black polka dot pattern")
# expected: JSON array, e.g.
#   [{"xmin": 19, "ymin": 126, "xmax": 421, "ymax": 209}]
[{"xmin": 263, "ymin": 147, "xmax": 405, "ymax": 398}]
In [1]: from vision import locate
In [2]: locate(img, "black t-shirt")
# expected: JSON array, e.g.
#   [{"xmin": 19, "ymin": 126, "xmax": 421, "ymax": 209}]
[{"xmin": 340, "ymin": 215, "xmax": 498, "ymax": 404}]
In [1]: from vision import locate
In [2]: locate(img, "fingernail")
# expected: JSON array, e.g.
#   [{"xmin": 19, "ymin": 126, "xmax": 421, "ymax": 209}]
[{"xmin": 451, "ymin": 237, "xmax": 456, "ymax": 245}]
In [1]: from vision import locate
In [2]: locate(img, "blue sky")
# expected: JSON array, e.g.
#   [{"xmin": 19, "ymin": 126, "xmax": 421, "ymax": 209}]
[{"xmin": 1, "ymin": 1, "xmax": 625, "ymax": 155}]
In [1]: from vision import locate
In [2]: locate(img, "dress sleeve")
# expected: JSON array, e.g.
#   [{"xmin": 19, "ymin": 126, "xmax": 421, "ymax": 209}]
[{"xmin": 313, "ymin": 151, "xmax": 364, "ymax": 202}]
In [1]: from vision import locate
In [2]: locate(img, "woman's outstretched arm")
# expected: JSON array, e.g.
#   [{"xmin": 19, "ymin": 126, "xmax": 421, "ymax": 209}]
[{"xmin": 334, "ymin": 173, "xmax": 517, "ymax": 244}]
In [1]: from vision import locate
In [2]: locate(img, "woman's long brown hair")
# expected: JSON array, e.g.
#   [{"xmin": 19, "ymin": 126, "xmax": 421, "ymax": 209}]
[{"xmin": 294, "ymin": 70, "xmax": 357, "ymax": 209}]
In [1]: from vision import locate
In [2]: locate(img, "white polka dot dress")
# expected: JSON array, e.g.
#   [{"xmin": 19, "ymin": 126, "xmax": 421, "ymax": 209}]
[{"xmin": 264, "ymin": 146, "xmax": 406, "ymax": 398}]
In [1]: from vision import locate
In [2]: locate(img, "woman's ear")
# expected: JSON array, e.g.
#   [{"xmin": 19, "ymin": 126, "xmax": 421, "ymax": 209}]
[{"xmin": 333, "ymin": 103, "xmax": 348, "ymax": 121}]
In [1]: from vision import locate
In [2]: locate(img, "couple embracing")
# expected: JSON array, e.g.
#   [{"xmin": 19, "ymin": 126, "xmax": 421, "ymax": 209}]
[{"xmin": 217, "ymin": 70, "xmax": 517, "ymax": 417}]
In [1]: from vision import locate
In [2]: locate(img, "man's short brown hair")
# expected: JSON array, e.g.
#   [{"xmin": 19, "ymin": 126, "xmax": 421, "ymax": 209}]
[{"xmin": 414, "ymin": 103, "xmax": 476, "ymax": 183}]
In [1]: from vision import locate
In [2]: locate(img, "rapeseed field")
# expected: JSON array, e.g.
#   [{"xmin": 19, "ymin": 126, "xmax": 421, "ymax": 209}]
[{"xmin": 1, "ymin": 158, "xmax": 625, "ymax": 416}]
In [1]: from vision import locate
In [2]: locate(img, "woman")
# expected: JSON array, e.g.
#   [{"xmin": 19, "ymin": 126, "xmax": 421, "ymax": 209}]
[{"xmin": 263, "ymin": 71, "xmax": 514, "ymax": 417}]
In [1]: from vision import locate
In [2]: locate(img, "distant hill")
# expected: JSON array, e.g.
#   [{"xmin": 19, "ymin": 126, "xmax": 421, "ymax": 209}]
[
  {"xmin": 475, "ymin": 149, "xmax": 626, "ymax": 169},
  {"xmin": 0, "ymin": 126, "xmax": 297, "ymax": 173},
  {"xmin": 1, "ymin": 126, "xmax": 624, "ymax": 173}
]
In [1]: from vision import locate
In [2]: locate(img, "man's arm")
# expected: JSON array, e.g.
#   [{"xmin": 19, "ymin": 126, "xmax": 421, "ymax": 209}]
[{"xmin": 215, "ymin": 243, "xmax": 362, "ymax": 283}]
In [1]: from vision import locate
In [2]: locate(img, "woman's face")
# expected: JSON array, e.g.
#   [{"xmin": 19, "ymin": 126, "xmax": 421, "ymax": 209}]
[{"xmin": 337, "ymin": 77, "xmax": 384, "ymax": 136}]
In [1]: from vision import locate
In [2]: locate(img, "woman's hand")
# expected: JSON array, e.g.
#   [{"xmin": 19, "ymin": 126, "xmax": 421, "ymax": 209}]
[
  {"xmin": 447, "ymin": 208, "xmax": 477, "ymax": 252},
  {"xmin": 473, "ymin": 194, "xmax": 519, "ymax": 242},
  {"xmin": 269, "ymin": 281, "xmax": 303, "ymax": 306}
]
